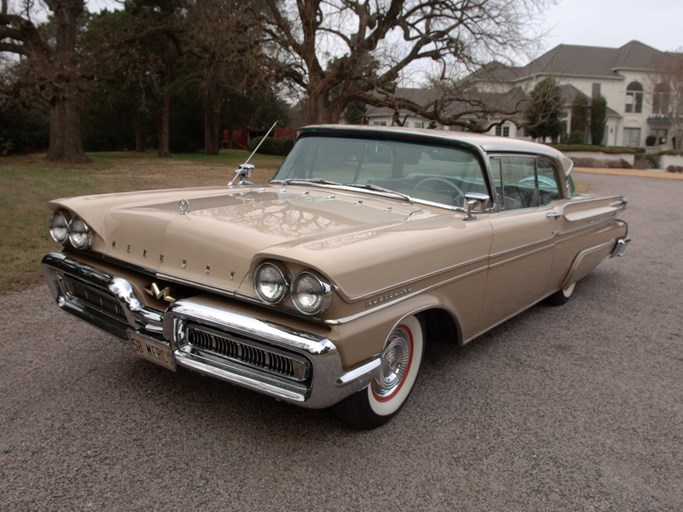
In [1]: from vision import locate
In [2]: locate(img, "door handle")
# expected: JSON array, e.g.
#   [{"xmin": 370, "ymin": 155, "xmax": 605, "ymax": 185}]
[{"xmin": 546, "ymin": 212, "xmax": 562, "ymax": 218}]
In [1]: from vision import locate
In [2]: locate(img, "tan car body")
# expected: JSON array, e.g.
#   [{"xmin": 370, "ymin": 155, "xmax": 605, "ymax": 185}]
[{"xmin": 42, "ymin": 126, "xmax": 630, "ymax": 421}]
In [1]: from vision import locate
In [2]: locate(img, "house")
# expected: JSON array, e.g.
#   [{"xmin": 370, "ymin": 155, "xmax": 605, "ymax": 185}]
[{"xmin": 365, "ymin": 41, "xmax": 681, "ymax": 149}]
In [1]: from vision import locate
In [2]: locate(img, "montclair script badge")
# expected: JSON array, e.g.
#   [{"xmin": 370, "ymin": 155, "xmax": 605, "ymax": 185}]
[{"xmin": 365, "ymin": 287, "xmax": 412, "ymax": 307}]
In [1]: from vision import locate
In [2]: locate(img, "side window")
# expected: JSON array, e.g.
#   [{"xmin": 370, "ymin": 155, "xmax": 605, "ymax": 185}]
[{"xmin": 490, "ymin": 156, "xmax": 561, "ymax": 210}]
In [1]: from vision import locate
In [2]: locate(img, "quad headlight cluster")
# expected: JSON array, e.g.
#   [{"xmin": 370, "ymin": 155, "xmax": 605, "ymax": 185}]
[
  {"xmin": 49, "ymin": 210, "xmax": 92, "ymax": 249},
  {"xmin": 254, "ymin": 262, "xmax": 333, "ymax": 315}
]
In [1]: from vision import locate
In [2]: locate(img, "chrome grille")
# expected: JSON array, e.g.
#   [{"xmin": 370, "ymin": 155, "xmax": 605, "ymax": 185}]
[
  {"xmin": 185, "ymin": 324, "xmax": 311, "ymax": 382},
  {"xmin": 63, "ymin": 276, "xmax": 126, "ymax": 321}
]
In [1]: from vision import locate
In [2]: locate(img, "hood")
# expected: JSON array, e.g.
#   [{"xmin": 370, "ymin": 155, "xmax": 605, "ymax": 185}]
[{"xmin": 52, "ymin": 184, "xmax": 441, "ymax": 296}]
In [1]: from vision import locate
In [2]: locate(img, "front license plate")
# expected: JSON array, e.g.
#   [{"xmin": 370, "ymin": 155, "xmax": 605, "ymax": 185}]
[{"xmin": 129, "ymin": 332, "xmax": 177, "ymax": 371}]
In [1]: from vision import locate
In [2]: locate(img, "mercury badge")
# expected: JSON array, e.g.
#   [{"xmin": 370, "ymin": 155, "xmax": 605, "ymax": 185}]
[
  {"xmin": 179, "ymin": 199, "xmax": 190, "ymax": 215},
  {"xmin": 145, "ymin": 282, "xmax": 176, "ymax": 303}
]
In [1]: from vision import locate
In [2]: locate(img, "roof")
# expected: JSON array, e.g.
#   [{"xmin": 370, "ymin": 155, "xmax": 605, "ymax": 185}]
[
  {"xmin": 479, "ymin": 40, "xmax": 672, "ymax": 82},
  {"xmin": 365, "ymin": 87, "xmax": 528, "ymax": 120},
  {"xmin": 298, "ymin": 124, "xmax": 572, "ymax": 169}
]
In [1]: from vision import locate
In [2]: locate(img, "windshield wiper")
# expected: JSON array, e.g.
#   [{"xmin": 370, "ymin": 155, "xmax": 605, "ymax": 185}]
[
  {"xmin": 346, "ymin": 183, "xmax": 414, "ymax": 204},
  {"xmin": 274, "ymin": 178, "xmax": 344, "ymax": 187}
]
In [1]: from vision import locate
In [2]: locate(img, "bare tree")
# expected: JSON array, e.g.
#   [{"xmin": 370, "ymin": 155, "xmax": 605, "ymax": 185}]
[
  {"xmin": 261, "ymin": 0, "xmax": 548, "ymax": 125},
  {"xmin": 184, "ymin": 1, "xmax": 265, "ymax": 154},
  {"xmin": 1, "ymin": 0, "xmax": 89, "ymax": 162},
  {"xmin": 651, "ymin": 50, "xmax": 683, "ymax": 151}
]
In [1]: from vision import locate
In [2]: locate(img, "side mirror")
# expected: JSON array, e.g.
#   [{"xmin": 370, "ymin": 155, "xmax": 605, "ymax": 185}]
[{"xmin": 462, "ymin": 192, "xmax": 490, "ymax": 221}]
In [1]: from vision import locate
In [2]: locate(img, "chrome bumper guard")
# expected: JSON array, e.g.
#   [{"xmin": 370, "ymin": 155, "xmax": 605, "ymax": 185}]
[
  {"xmin": 42, "ymin": 252, "xmax": 380, "ymax": 409},
  {"xmin": 610, "ymin": 235, "xmax": 632, "ymax": 258}
]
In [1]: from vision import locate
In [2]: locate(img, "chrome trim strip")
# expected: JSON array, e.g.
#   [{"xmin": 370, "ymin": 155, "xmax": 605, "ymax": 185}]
[
  {"xmin": 326, "ymin": 263, "xmax": 487, "ymax": 325},
  {"xmin": 337, "ymin": 358, "xmax": 382, "ymax": 385},
  {"xmin": 560, "ymin": 240, "xmax": 615, "ymax": 288},
  {"xmin": 340, "ymin": 254, "xmax": 489, "ymax": 303},
  {"xmin": 488, "ymin": 242, "xmax": 554, "ymax": 270}
]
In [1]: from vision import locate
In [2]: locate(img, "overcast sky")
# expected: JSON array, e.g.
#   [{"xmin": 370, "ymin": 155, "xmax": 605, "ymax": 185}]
[
  {"xmin": 83, "ymin": 0, "xmax": 681, "ymax": 59},
  {"xmin": 536, "ymin": 0, "xmax": 681, "ymax": 54}
]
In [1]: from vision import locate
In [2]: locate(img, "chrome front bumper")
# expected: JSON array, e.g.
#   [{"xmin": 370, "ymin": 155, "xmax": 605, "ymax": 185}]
[{"xmin": 42, "ymin": 252, "xmax": 380, "ymax": 409}]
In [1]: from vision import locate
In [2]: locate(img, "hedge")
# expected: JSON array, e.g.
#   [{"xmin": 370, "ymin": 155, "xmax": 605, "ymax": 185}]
[
  {"xmin": 247, "ymin": 136, "xmax": 294, "ymax": 156},
  {"xmin": 550, "ymin": 144, "xmax": 637, "ymax": 154}
]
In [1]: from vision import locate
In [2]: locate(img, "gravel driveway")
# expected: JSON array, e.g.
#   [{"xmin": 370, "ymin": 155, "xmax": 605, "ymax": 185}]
[{"xmin": 1, "ymin": 172, "xmax": 681, "ymax": 511}]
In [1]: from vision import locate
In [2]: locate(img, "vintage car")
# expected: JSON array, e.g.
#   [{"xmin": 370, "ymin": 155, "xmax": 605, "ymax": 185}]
[{"xmin": 42, "ymin": 125, "xmax": 630, "ymax": 429}]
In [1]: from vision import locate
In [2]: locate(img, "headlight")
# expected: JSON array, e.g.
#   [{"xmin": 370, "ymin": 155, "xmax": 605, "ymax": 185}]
[
  {"xmin": 68, "ymin": 217, "xmax": 91, "ymax": 249},
  {"xmin": 49, "ymin": 211, "xmax": 70, "ymax": 244},
  {"xmin": 254, "ymin": 263, "xmax": 288, "ymax": 304},
  {"xmin": 292, "ymin": 272, "xmax": 332, "ymax": 315}
]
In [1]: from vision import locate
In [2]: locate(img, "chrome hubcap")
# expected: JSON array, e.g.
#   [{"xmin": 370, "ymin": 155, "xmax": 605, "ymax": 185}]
[{"xmin": 372, "ymin": 326, "xmax": 412, "ymax": 400}]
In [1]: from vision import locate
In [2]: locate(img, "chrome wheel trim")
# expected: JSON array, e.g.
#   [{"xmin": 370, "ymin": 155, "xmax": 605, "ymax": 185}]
[
  {"xmin": 368, "ymin": 315, "xmax": 423, "ymax": 417},
  {"xmin": 372, "ymin": 326, "xmax": 412, "ymax": 401}
]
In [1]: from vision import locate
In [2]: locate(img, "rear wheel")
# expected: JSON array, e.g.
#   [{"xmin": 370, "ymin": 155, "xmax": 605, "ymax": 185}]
[
  {"xmin": 545, "ymin": 282, "xmax": 576, "ymax": 306},
  {"xmin": 334, "ymin": 315, "xmax": 424, "ymax": 429}
]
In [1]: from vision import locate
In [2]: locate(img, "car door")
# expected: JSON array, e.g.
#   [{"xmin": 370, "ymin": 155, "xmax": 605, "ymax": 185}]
[{"xmin": 477, "ymin": 155, "xmax": 562, "ymax": 330}]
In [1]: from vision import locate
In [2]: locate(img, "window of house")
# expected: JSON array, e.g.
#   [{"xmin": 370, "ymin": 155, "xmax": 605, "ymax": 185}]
[
  {"xmin": 372, "ymin": 121, "xmax": 387, "ymax": 126},
  {"xmin": 592, "ymin": 83, "xmax": 601, "ymax": 98},
  {"xmin": 652, "ymin": 128, "xmax": 668, "ymax": 145},
  {"xmin": 652, "ymin": 83, "xmax": 670, "ymax": 115},
  {"xmin": 623, "ymin": 127, "xmax": 641, "ymax": 146},
  {"xmin": 494, "ymin": 124, "xmax": 510, "ymax": 137},
  {"xmin": 414, "ymin": 121, "xmax": 424, "ymax": 129},
  {"xmin": 625, "ymin": 81, "xmax": 643, "ymax": 113}
]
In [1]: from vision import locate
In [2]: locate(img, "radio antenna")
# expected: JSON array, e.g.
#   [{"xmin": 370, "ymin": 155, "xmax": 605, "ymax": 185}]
[{"xmin": 228, "ymin": 120, "xmax": 279, "ymax": 187}]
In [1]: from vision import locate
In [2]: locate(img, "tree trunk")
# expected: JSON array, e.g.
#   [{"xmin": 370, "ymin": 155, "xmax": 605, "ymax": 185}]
[
  {"xmin": 46, "ymin": 90, "xmax": 89, "ymax": 163},
  {"xmin": 44, "ymin": 0, "xmax": 89, "ymax": 163},
  {"xmin": 306, "ymin": 89, "xmax": 344, "ymax": 124},
  {"xmin": 158, "ymin": 90, "xmax": 171, "ymax": 157},
  {"xmin": 134, "ymin": 109, "xmax": 144, "ymax": 152},
  {"xmin": 203, "ymin": 92, "xmax": 222, "ymax": 155}
]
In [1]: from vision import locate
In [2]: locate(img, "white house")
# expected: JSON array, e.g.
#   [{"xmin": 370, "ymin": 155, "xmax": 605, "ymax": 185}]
[{"xmin": 364, "ymin": 41, "xmax": 681, "ymax": 149}]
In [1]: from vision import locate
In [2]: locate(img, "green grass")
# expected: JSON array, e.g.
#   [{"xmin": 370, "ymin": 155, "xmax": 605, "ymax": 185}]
[{"xmin": 0, "ymin": 150, "xmax": 284, "ymax": 293}]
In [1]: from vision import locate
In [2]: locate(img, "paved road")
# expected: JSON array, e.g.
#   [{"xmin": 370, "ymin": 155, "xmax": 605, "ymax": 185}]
[{"xmin": 1, "ymin": 173, "xmax": 681, "ymax": 511}]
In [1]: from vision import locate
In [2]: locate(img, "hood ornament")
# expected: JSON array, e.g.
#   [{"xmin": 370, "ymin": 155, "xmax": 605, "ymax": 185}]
[{"xmin": 179, "ymin": 199, "xmax": 190, "ymax": 215}]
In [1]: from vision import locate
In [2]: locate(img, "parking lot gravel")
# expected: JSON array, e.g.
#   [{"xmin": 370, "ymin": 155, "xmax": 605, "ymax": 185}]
[{"xmin": 1, "ymin": 172, "xmax": 681, "ymax": 511}]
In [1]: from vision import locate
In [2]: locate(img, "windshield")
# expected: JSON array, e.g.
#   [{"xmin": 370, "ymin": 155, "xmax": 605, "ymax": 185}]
[{"xmin": 273, "ymin": 135, "xmax": 486, "ymax": 208}]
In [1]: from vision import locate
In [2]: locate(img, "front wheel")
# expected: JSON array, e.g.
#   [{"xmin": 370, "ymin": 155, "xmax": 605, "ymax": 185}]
[{"xmin": 333, "ymin": 315, "xmax": 424, "ymax": 429}]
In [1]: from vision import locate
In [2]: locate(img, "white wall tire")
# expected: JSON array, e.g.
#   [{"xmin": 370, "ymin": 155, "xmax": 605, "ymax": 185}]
[{"xmin": 333, "ymin": 315, "xmax": 424, "ymax": 429}]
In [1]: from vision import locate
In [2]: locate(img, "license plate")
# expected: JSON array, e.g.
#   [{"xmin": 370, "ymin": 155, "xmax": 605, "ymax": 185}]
[{"xmin": 129, "ymin": 332, "xmax": 177, "ymax": 371}]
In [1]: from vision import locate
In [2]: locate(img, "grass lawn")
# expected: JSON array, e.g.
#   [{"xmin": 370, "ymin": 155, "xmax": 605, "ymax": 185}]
[{"xmin": 0, "ymin": 151, "xmax": 283, "ymax": 293}]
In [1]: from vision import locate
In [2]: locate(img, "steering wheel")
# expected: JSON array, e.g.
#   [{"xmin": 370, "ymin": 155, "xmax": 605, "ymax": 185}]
[{"xmin": 414, "ymin": 177, "xmax": 465, "ymax": 205}]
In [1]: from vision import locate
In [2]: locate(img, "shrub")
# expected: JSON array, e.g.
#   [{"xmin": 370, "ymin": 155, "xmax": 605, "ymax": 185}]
[
  {"xmin": 565, "ymin": 131, "xmax": 586, "ymax": 144},
  {"xmin": 247, "ymin": 136, "xmax": 294, "ymax": 156},
  {"xmin": 667, "ymin": 165, "xmax": 683, "ymax": 173},
  {"xmin": 571, "ymin": 157, "xmax": 632, "ymax": 169},
  {"xmin": 645, "ymin": 135, "xmax": 657, "ymax": 147},
  {"xmin": 634, "ymin": 154, "xmax": 660, "ymax": 169}
]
